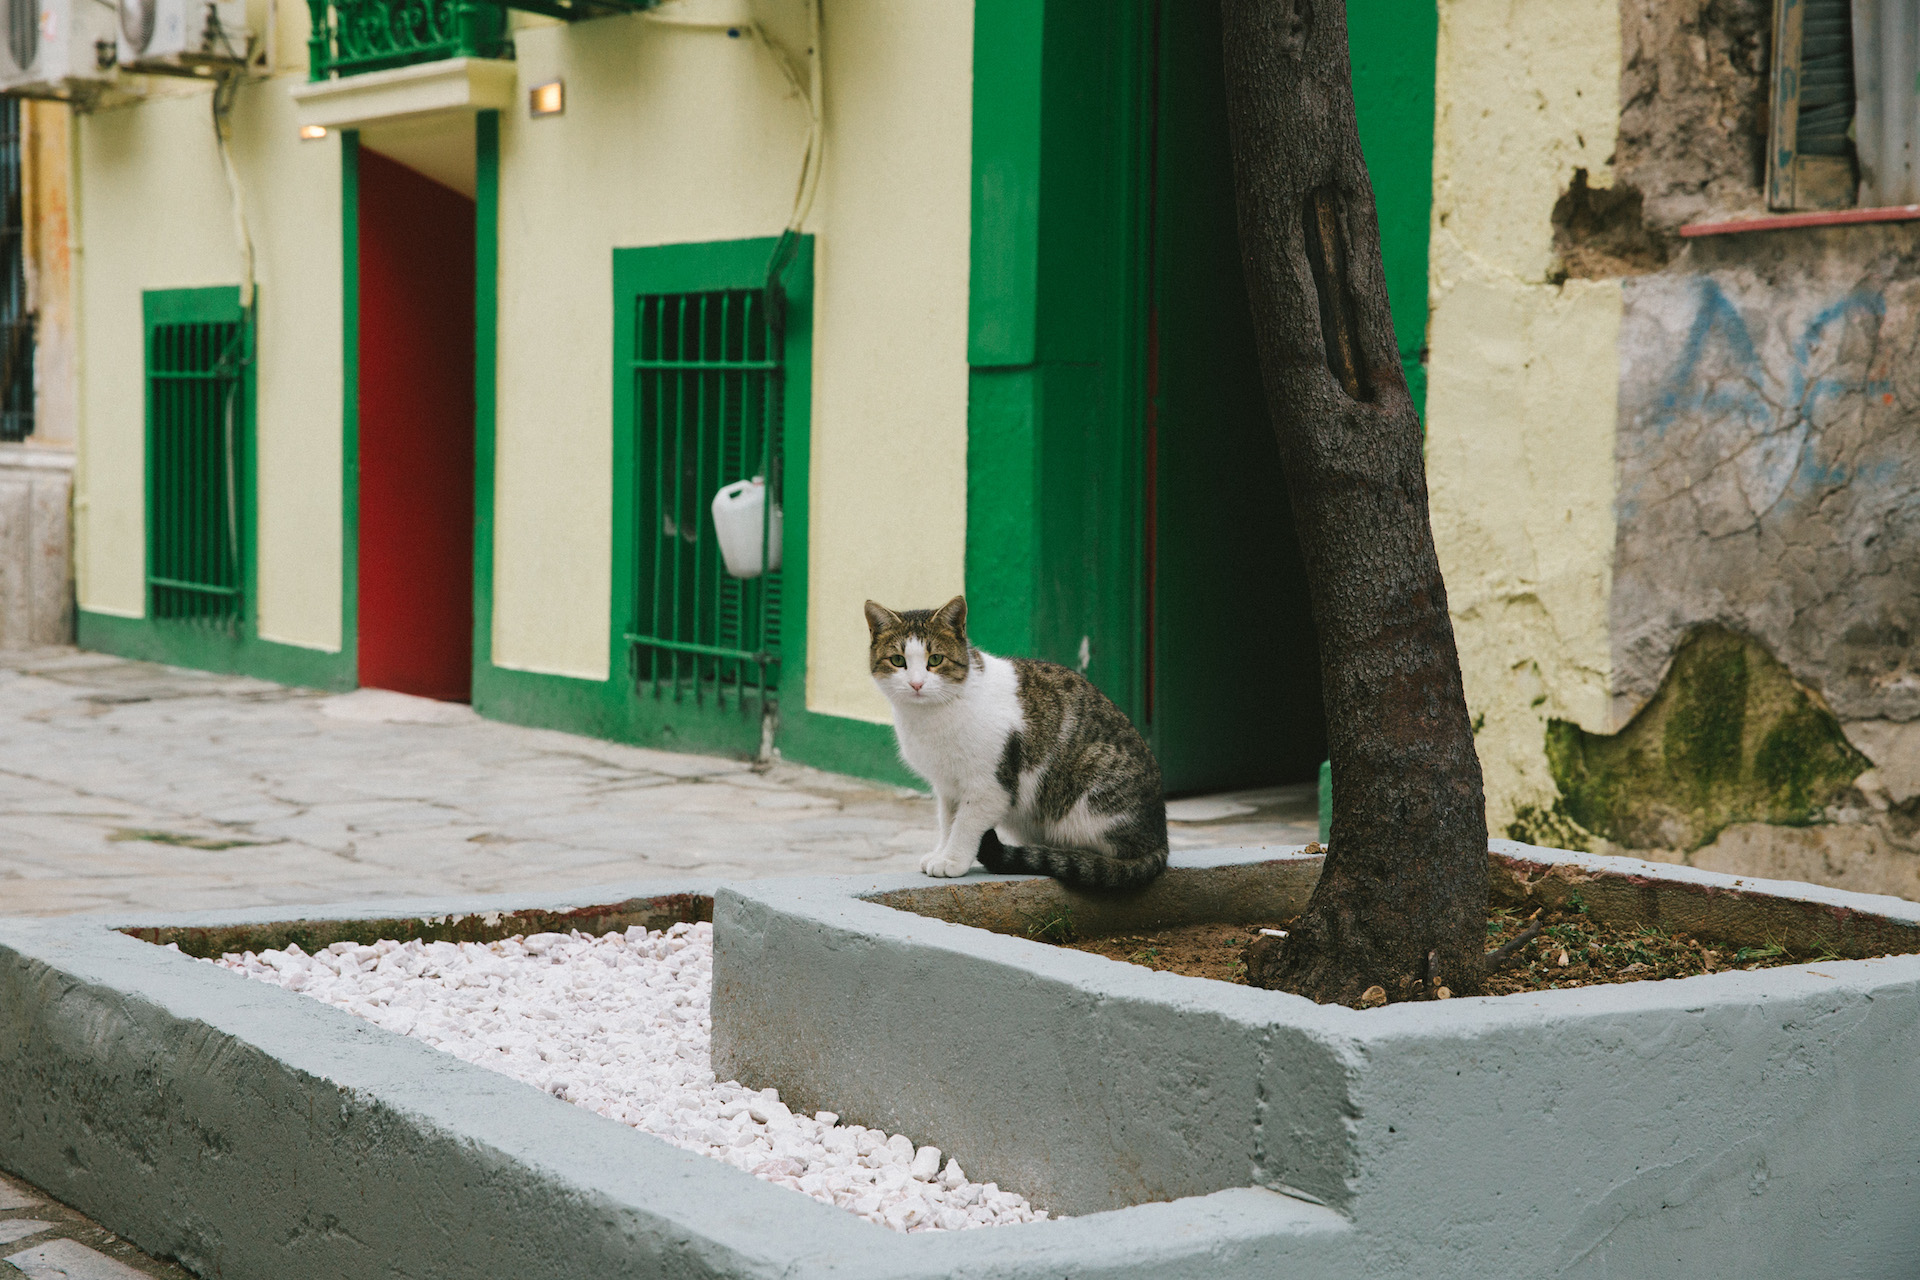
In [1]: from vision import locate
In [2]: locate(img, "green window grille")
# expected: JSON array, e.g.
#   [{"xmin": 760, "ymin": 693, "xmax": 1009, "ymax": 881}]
[
  {"xmin": 623, "ymin": 287, "xmax": 784, "ymax": 714},
  {"xmin": 145, "ymin": 293, "xmax": 249, "ymax": 627}
]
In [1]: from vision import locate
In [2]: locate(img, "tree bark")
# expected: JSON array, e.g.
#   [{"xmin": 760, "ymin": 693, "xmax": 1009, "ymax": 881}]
[{"xmin": 1221, "ymin": 0, "xmax": 1489, "ymax": 1003}]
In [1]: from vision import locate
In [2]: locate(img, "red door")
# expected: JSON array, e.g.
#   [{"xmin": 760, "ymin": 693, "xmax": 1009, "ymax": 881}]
[{"xmin": 357, "ymin": 147, "xmax": 476, "ymax": 702}]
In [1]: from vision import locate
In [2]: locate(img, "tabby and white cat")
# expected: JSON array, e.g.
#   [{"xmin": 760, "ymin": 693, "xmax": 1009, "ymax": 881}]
[{"xmin": 864, "ymin": 596, "xmax": 1168, "ymax": 889}]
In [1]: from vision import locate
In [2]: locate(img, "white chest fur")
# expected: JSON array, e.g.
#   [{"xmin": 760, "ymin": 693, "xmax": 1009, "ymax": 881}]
[{"xmin": 889, "ymin": 650, "xmax": 1024, "ymax": 797}]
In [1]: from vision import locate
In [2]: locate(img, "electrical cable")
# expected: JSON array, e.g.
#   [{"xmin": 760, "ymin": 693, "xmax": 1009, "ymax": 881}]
[{"xmin": 209, "ymin": 69, "xmax": 256, "ymax": 610}]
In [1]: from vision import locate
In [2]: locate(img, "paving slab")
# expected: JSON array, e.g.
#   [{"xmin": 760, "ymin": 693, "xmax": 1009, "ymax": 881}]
[
  {"xmin": 0, "ymin": 648, "xmax": 1318, "ymax": 917},
  {"xmin": 0, "ymin": 1171, "xmax": 189, "ymax": 1279}
]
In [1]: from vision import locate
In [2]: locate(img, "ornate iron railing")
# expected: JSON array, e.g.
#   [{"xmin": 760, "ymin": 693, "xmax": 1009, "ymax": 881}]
[
  {"xmin": 306, "ymin": 0, "xmax": 507, "ymax": 80},
  {"xmin": 306, "ymin": 0, "xmax": 659, "ymax": 81}
]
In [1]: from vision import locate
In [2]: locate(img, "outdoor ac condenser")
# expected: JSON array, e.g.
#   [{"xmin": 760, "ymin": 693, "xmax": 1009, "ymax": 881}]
[
  {"xmin": 0, "ymin": 0, "xmax": 120, "ymax": 100},
  {"xmin": 116, "ymin": 0, "xmax": 247, "ymax": 74}
]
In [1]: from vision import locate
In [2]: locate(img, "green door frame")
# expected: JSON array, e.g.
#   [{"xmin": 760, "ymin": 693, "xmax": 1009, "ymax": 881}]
[
  {"xmin": 965, "ymin": 0, "xmax": 1153, "ymax": 721},
  {"xmin": 963, "ymin": 0, "xmax": 1438, "ymax": 729}
]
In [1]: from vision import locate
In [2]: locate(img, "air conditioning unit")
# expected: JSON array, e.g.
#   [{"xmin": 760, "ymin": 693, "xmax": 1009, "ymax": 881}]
[
  {"xmin": 0, "ymin": 0, "xmax": 120, "ymax": 100},
  {"xmin": 116, "ymin": 0, "xmax": 248, "ymax": 75}
]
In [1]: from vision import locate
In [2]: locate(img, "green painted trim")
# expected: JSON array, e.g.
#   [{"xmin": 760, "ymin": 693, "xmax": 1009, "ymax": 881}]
[
  {"xmin": 1318, "ymin": 758, "xmax": 1332, "ymax": 845},
  {"xmin": 77, "ymin": 610, "xmax": 353, "ymax": 689},
  {"xmin": 472, "ymin": 110, "xmax": 499, "ymax": 678},
  {"xmin": 339, "ymin": 129, "xmax": 362, "ymax": 682},
  {"xmin": 1349, "ymin": 0, "xmax": 1438, "ymax": 418},
  {"xmin": 964, "ymin": 0, "xmax": 1150, "ymax": 721},
  {"xmin": 962, "ymin": 368, "xmax": 1039, "ymax": 657},
  {"xmin": 777, "ymin": 711, "xmax": 919, "ymax": 791},
  {"xmin": 967, "ymin": 0, "xmax": 1044, "ymax": 368}
]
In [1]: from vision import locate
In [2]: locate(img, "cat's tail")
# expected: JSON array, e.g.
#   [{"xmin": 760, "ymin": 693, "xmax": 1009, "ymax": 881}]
[{"xmin": 976, "ymin": 829, "xmax": 1167, "ymax": 890}]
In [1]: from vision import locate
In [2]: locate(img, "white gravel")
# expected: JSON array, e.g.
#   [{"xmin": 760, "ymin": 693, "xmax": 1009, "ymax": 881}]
[{"xmin": 199, "ymin": 922, "xmax": 1049, "ymax": 1232}]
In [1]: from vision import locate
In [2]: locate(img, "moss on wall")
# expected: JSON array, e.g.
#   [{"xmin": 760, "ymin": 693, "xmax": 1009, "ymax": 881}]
[{"xmin": 1546, "ymin": 627, "xmax": 1869, "ymax": 851}]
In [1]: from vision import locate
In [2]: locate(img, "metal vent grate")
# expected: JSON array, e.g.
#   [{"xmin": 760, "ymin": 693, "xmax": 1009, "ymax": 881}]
[
  {"xmin": 623, "ymin": 288, "xmax": 783, "ymax": 712},
  {"xmin": 1796, "ymin": 0, "xmax": 1855, "ymax": 158},
  {"xmin": 147, "ymin": 318, "xmax": 245, "ymax": 625}
]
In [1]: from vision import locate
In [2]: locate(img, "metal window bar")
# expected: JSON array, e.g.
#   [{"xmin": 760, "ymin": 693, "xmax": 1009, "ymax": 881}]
[
  {"xmin": 624, "ymin": 287, "xmax": 783, "ymax": 715},
  {"xmin": 0, "ymin": 98, "xmax": 32, "ymax": 443},
  {"xmin": 148, "ymin": 319, "xmax": 245, "ymax": 627}
]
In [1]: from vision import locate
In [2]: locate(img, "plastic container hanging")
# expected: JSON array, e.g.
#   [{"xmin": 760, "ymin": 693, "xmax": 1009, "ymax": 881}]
[{"xmin": 711, "ymin": 476, "xmax": 783, "ymax": 579}]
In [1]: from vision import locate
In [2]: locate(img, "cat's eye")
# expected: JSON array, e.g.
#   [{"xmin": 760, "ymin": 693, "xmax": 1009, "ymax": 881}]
[
  {"xmin": 927, "ymin": 654, "xmax": 944, "ymax": 666},
  {"xmin": 888, "ymin": 655, "xmax": 906, "ymax": 668}
]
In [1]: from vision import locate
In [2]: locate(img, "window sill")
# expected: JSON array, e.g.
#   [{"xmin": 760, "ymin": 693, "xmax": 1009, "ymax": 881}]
[{"xmin": 1680, "ymin": 205, "xmax": 1920, "ymax": 238}]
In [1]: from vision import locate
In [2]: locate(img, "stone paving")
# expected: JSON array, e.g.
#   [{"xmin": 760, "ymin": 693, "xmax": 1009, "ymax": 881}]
[
  {"xmin": 0, "ymin": 1169, "xmax": 188, "ymax": 1279},
  {"xmin": 0, "ymin": 648, "xmax": 1320, "ymax": 919}
]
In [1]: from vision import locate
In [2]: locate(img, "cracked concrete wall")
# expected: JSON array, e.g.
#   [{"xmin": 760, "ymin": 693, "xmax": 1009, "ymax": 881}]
[
  {"xmin": 1610, "ymin": 229, "xmax": 1920, "ymax": 897},
  {"xmin": 1426, "ymin": 0, "xmax": 1623, "ymax": 834},
  {"xmin": 1433, "ymin": 0, "xmax": 1920, "ymax": 899}
]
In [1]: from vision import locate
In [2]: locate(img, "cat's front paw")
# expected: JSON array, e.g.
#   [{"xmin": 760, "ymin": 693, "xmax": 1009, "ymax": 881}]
[{"xmin": 919, "ymin": 849, "xmax": 974, "ymax": 878}]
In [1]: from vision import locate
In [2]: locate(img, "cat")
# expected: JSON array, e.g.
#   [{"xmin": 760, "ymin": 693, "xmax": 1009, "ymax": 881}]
[{"xmin": 864, "ymin": 595, "xmax": 1168, "ymax": 889}]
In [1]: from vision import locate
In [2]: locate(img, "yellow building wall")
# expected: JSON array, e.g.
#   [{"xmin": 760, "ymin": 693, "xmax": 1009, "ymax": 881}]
[
  {"xmin": 75, "ymin": 70, "xmax": 343, "ymax": 649},
  {"xmin": 1426, "ymin": 0, "xmax": 1622, "ymax": 832},
  {"xmin": 494, "ymin": 1, "xmax": 974, "ymax": 723}
]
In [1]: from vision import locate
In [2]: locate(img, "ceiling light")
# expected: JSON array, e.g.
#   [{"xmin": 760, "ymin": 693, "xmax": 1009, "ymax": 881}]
[{"xmin": 298, "ymin": 124, "xmax": 328, "ymax": 141}]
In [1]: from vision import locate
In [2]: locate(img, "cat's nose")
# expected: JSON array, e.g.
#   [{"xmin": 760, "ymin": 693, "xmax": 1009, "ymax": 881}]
[{"xmin": 909, "ymin": 678, "xmax": 925, "ymax": 691}]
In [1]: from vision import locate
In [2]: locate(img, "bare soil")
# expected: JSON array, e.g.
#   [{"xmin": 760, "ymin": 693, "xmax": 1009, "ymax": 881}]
[{"xmin": 1056, "ymin": 901, "xmax": 1861, "ymax": 1000}]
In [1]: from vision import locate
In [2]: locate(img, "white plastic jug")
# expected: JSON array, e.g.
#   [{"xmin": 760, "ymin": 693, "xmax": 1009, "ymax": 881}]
[{"xmin": 710, "ymin": 476, "xmax": 783, "ymax": 579}]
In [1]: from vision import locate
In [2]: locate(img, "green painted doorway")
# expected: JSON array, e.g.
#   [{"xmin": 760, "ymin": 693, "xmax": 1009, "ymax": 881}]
[{"xmin": 1143, "ymin": 0, "xmax": 1327, "ymax": 795}]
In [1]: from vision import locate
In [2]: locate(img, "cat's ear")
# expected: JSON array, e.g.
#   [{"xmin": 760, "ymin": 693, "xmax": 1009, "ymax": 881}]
[
  {"xmin": 864, "ymin": 600, "xmax": 900, "ymax": 638},
  {"xmin": 934, "ymin": 595, "xmax": 967, "ymax": 637}
]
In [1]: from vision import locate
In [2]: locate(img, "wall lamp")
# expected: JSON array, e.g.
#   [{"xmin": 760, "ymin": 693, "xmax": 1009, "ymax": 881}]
[{"xmin": 529, "ymin": 80, "xmax": 564, "ymax": 118}]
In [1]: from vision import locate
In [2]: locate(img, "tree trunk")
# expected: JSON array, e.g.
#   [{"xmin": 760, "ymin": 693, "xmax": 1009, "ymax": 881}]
[{"xmin": 1221, "ymin": 0, "xmax": 1489, "ymax": 1003}]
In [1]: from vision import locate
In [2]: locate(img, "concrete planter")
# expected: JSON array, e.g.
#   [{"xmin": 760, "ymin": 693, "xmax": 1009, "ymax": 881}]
[
  {"xmin": 0, "ymin": 880, "xmax": 1336, "ymax": 1280},
  {"xmin": 712, "ymin": 842, "xmax": 1920, "ymax": 1278},
  {"xmin": 2, "ymin": 844, "xmax": 1915, "ymax": 1279}
]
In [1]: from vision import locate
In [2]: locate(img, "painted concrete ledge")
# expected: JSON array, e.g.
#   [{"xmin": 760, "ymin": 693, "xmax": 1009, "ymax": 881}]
[
  {"xmin": 712, "ymin": 842, "xmax": 1920, "ymax": 1279},
  {"xmin": 0, "ymin": 876, "xmax": 1345, "ymax": 1280},
  {"xmin": 290, "ymin": 57, "xmax": 517, "ymax": 130}
]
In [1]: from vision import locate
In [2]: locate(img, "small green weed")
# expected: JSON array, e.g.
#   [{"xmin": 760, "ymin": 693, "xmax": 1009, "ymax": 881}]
[{"xmin": 1025, "ymin": 904, "xmax": 1077, "ymax": 945}]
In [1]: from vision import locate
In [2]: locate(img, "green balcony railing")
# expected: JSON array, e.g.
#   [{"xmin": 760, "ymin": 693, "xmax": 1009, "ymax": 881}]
[
  {"xmin": 306, "ymin": 0, "xmax": 506, "ymax": 80},
  {"xmin": 306, "ymin": 0, "xmax": 658, "ymax": 81}
]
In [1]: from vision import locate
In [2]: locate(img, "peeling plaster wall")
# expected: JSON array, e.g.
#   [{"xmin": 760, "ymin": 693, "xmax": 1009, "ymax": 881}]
[
  {"xmin": 1426, "ymin": 0, "xmax": 1623, "ymax": 833},
  {"xmin": 1435, "ymin": 0, "xmax": 1920, "ymax": 897},
  {"xmin": 1610, "ymin": 229, "xmax": 1920, "ymax": 897},
  {"xmin": 1617, "ymin": 0, "xmax": 1772, "ymax": 231},
  {"xmin": 1613, "ymin": 231, "xmax": 1920, "ymax": 727}
]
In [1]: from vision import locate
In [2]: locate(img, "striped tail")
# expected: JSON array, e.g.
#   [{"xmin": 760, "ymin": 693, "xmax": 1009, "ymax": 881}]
[{"xmin": 976, "ymin": 829, "xmax": 1167, "ymax": 890}]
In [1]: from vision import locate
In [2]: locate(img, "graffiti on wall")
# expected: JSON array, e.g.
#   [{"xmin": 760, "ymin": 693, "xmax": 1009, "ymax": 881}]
[{"xmin": 1614, "ymin": 253, "xmax": 1920, "ymax": 730}]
